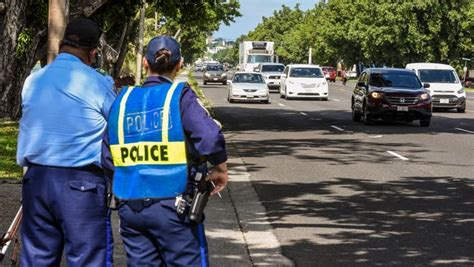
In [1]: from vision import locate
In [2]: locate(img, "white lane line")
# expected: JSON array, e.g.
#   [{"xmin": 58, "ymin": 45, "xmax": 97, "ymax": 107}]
[
  {"xmin": 310, "ymin": 118, "xmax": 322, "ymax": 121},
  {"xmin": 368, "ymin": 135, "xmax": 383, "ymax": 139},
  {"xmin": 387, "ymin": 151, "xmax": 409, "ymax": 161},
  {"xmin": 300, "ymin": 112, "xmax": 308, "ymax": 116},
  {"xmin": 278, "ymin": 103, "xmax": 285, "ymax": 107},
  {"xmin": 333, "ymin": 99, "xmax": 341, "ymax": 102},
  {"xmin": 331, "ymin": 125, "xmax": 344, "ymax": 131},
  {"xmin": 455, "ymin": 128, "xmax": 474, "ymax": 134}
]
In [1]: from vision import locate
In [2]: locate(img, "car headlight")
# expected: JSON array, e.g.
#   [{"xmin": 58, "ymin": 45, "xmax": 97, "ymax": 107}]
[
  {"xmin": 420, "ymin": 93, "xmax": 430, "ymax": 100},
  {"xmin": 457, "ymin": 88, "xmax": 465, "ymax": 94},
  {"xmin": 370, "ymin": 92, "xmax": 383, "ymax": 99},
  {"xmin": 204, "ymin": 73, "xmax": 210, "ymax": 77},
  {"xmin": 221, "ymin": 73, "xmax": 227, "ymax": 77}
]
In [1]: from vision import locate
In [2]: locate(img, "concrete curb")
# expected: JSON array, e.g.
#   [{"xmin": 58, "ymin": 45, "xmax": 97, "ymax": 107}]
[{"xmin": 226, "ymin": 142, "xmax": 294, "ymax": 267}]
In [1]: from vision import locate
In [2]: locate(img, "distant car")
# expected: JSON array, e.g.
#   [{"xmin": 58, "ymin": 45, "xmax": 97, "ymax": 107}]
[
  {"xmin": 321, "ymin": 66, "xmax": 337, "ymax": 82},
  {"xmin": 254, "ymin": 63, "xmax": 285, "ymax": 92},
  {"xmin": 406, "ymin": 63, "xmax": 466, "ymax": 113},
  {"xmin": 203, "ymin": 64, "xmax": 227, "ymax": 85},
  {"xmin": 351, "ymin": 68, "xmax": 432, "ymax": 127},
  {"xmin": 227, "ymin": 72, "xmax": 269, "ymax": 103},
  {"xmin": 195, "ymin": 63, "xmax": 204, "ymax": 72},
  {"xmin": 280, "ymin": 64, "xmax": 328, "ymax": 100}
]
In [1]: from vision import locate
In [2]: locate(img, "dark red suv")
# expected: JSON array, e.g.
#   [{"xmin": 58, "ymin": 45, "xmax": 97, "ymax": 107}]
[
  {"xmin": 351, "ymin": 68, "xmax": 432, "ymax": 127},
  {"xmin": 322, "ymin": 66, "xmax": 337, "ymax": 82}
]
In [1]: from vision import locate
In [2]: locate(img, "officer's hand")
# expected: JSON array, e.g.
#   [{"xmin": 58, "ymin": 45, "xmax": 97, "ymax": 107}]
[{"xmin": 206, "ymin": 162, "xmax": 228, "ymax": 196}]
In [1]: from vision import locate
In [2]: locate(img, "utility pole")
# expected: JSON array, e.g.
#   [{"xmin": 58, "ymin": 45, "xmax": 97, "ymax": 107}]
[
  {"xmin": 308, "ymin": 48, "xmax": 312, "ymax": 64},
  {"xmin": 47, "ymin": 0, "xmax": 67, "ymax": 63},
  {"xmin": 135, "ymin": 2, "xmax": 146, "ymax": 84}
]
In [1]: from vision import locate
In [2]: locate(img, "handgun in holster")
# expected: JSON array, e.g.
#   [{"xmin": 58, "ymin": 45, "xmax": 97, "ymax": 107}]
[{"xmin": 188, "ymin": 166, "xmax": 212, "ymax": 223}]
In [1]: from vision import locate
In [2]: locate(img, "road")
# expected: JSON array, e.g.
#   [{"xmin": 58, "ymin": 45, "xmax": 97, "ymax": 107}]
[{"xmin": 197, "ymin": 71, "xmax": 474, "ymax": 266}]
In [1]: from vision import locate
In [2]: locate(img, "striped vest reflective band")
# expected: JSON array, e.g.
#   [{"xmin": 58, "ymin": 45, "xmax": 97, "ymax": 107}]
[{"xmin": 108, "ymin": 82, "xmax": 187, "ymax": 200}]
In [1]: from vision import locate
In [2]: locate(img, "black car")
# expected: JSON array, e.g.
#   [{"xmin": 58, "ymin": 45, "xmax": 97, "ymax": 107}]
[{"xmin": 351, "ymin": 68, "xmax": 432, "ymax": 127}]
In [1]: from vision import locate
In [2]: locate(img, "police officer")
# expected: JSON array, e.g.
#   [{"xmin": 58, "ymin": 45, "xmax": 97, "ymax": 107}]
[
  {"xmin": 102, "ymin": 36, "xmax": 228, "ymax": 266},
  {"xmin": 17, "ymin": 18, "xmax": 116, "ymax": 266}
]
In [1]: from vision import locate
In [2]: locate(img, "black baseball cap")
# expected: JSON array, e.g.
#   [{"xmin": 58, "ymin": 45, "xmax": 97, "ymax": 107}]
[
  {"xmin": 145, "ymin": 36, "xmax": 181, "ymax": 64},
  {"xmin": 62, "ymin": 18, "xmax": 102, "ymax": 48}
]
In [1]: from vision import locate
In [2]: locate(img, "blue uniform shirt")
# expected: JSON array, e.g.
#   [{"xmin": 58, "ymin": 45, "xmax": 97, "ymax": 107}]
[
  {"xmin": 17, "ymin": 53, "xmax": 116, "ymax": 168},
  {"xmin": 102, "ymin": 76, "xmax": 227, "ymax": 181}
]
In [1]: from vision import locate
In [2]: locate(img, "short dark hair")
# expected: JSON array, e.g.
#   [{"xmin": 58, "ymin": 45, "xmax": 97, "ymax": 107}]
[{"xmin": 148, "ymin": 48, "xmax": 179, "ymax": 74}]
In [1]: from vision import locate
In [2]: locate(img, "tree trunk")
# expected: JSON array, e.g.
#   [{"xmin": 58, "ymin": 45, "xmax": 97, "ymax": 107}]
[
  {"xmin": 112, "ymin": 21, "xmax": 131, "ymax": 78},
  {"xmin": 0, "ymin": 0, "xmax": 27, "ymax": 119}
]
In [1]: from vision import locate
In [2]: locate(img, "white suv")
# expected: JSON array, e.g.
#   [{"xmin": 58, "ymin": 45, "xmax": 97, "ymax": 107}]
[
  {"xmin": 280, "ymin": 64, "xmax": 328, "ymax": 100},
  {"xmin": 406, "ymin": 63, "xmax": 466, "ymax": 113},
  {"xmin": 254, "ymin": 63, "xmax": 285, "ymax": 92}
]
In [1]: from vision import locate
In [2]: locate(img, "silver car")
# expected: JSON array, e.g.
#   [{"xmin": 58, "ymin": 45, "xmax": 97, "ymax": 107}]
[{"xmin": 227, "ymin": 72, "xmax": 269, "ymax": 103}]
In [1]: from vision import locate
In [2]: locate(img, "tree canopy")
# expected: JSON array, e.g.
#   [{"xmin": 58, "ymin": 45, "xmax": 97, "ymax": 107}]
[{"xmin": 231, "ymin": 1, "xmax": 473, "ymax": 70}]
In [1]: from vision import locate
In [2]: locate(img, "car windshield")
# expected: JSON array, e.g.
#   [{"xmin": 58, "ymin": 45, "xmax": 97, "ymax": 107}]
[
  {"xmin": 233, "ymin": 73, "xmax": 264, "ymax": 83},
  {"xmin": 370, "ymin": 72, "xmax": 422, "ymax": 89},
  {"xmin": 418, "ymin": 69, "xmax": 458, "ymax": 83},
  {"xmin": 261, "ymin": 65, "xmax": 284, "ymax": 72},
  {"xmin": 289, "ymin": 68, "xmax": 324, "ymax": 78},
  {"xmin": 247, "ymin": 55, "xmax": 272, "ymax": 63},
  {"xmin": 206, "ymin": 65, "xmax": 224, "ymax": 71}
]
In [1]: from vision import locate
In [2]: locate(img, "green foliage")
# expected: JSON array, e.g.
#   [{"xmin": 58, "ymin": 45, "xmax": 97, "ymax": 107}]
[
  {"xmin": 214, "ymin": 48, "xmax": 236, "ymax": 64},
  {"xmin": 15, "ymin": 29, "xmax": 33, "ymax": 60},
  {"xmin": 240, "ymin": 1, "xmax": 473, "ymax": 69}
]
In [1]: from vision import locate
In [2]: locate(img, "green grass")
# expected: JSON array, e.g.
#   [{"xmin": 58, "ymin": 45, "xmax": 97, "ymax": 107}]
[
  {"xmin": 187, "ymin": 70, "xmax": 214, "ymax": 115},
  {"xmin": 0, "ymin": 121, "xmax": 22, "ymax": 180},
  {"xmin": 465, "ymin": 87, "xmax": 474, "ymax": 92}
]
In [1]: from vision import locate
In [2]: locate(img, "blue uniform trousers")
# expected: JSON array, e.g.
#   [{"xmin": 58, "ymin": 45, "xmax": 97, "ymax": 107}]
[
  {"xmin": 20, "ymin": 165, "xmax": 113, "ymax": 267},
  {"xmin": 118, "ymin": 200, "xmax": 208, "ymax": 266}
]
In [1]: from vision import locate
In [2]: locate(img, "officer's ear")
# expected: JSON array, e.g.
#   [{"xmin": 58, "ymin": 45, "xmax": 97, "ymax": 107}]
[{"xmin": 143, "ymin": 57, "xmax": 150, "ymax": 73}]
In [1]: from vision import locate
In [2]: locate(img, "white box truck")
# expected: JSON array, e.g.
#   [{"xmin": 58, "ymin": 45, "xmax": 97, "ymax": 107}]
[{"xmin": 238, "ymin": 41, "xmax": 274, "ymax": 72}]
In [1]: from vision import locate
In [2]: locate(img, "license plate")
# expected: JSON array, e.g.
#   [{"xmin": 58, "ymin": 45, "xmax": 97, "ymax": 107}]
[
  {"xmin": 440, "ymin": 98, "xmax": 449, "ymax": 104},
  {"xmin": 397, "ymin": 106, "xmax": 408, "ymax": 112},
  {"xmin": 213, "ymin": 78, "xmax": 218, "ymax": 81},
  {"xmin": 269, "ymin": 82, "xmax": 274, "ymax": 85},
  {"xmin": 246, "ymin": 95, "xmax": 254, "ymax": 98}
]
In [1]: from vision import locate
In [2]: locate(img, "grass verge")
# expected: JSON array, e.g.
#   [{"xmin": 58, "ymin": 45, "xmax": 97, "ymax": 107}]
[
  {"xmin": 187, "ymin": 70, "xmax": 214, "ymax": 115},
  {"xmin": 465, "ymin": 87, "xmax": 474, "ymax": 92},
  {"xmin": 0, "ymin": 120, "xmax": 21, "ymax": 180}
]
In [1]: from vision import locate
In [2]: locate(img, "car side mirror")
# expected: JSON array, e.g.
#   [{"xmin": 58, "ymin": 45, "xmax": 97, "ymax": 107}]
[
  {"xmin": 281, "ymin": 74, "xmax": 287, "ymax": 79},
  {"xmin": 357, "ymin": 81, "xmax": 366, "ymax": 87},
  {"xmin": 227, "ymin": 80, "xmax": 232, "ymax": 84},
  {"xmin": 423, "ymin": 83, "xmax": 430, "ymax": 88}
]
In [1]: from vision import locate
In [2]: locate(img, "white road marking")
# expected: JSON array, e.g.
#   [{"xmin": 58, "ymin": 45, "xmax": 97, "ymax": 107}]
[
  {"xmin": 310, "ymin": 118, "xmax": 322, "ymax": 121},
  {"xmin": 387, "ymin": 151, "xmax": 409, "ymax": 161},
  {"xmin": 333, "ymin": 99, "xmax": 341, "ymax": 102},
  {"xmin": 368, "ymin": 135, "xmax": 383, "ymax": 138},
  {"xmin": 331, "ymin": 125, "xmax": 344, "ymax": 131},
  {"xmin": 300, "ymin": 112, "xmax": 307, "ymax": 116},
  {"xmin": 278, "ymin": 103, "xmax": 285, "ymax": 107},
  {"xmin": 455, "ymin": 128, "xmax": 474, "ymax": 134}
]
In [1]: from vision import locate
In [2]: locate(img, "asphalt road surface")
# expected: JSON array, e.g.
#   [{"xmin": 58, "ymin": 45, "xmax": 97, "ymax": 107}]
[{"xmin": 197, "ymin": 70, "xmax": 474, "ymax": 266}]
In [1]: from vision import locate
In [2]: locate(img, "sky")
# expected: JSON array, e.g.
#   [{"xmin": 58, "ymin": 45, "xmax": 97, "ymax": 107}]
[{"xmin": 214, "ymin": 0, "xmax": 319, "ymax": 40}]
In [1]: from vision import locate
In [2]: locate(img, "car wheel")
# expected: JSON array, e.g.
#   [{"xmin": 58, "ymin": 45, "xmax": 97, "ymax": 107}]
[
  {"xmin": 262, "ymin": 99, "xmax": 269, "ymax": 104},
  {"xmin": 223, "ymin": 81, "xmax": 227, "ymax": 85},
  {"xmin": 362, "ymin": 102, "xmax": 373, "ymax": 125},
  {"xmin": 284, "ymin": 92, "xmax": 289, "ymax": 100},
  {"xmin": 352, "ymin": 103, "xmax": 361, "ymax": 122},
  {"xmin": 203, "ymin": 81, "xmax": 207, "ymax": 85},
  {"xmin": 420, "ymin": 118, "xmax": 431, "ymax": 127},
  {"xmin": 457, "ymin": 104, "xmax": 466, "ymax": 113},
  {"xmin": 321, "ymin": 97, "xmax": 328, "ymax": 101}
]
